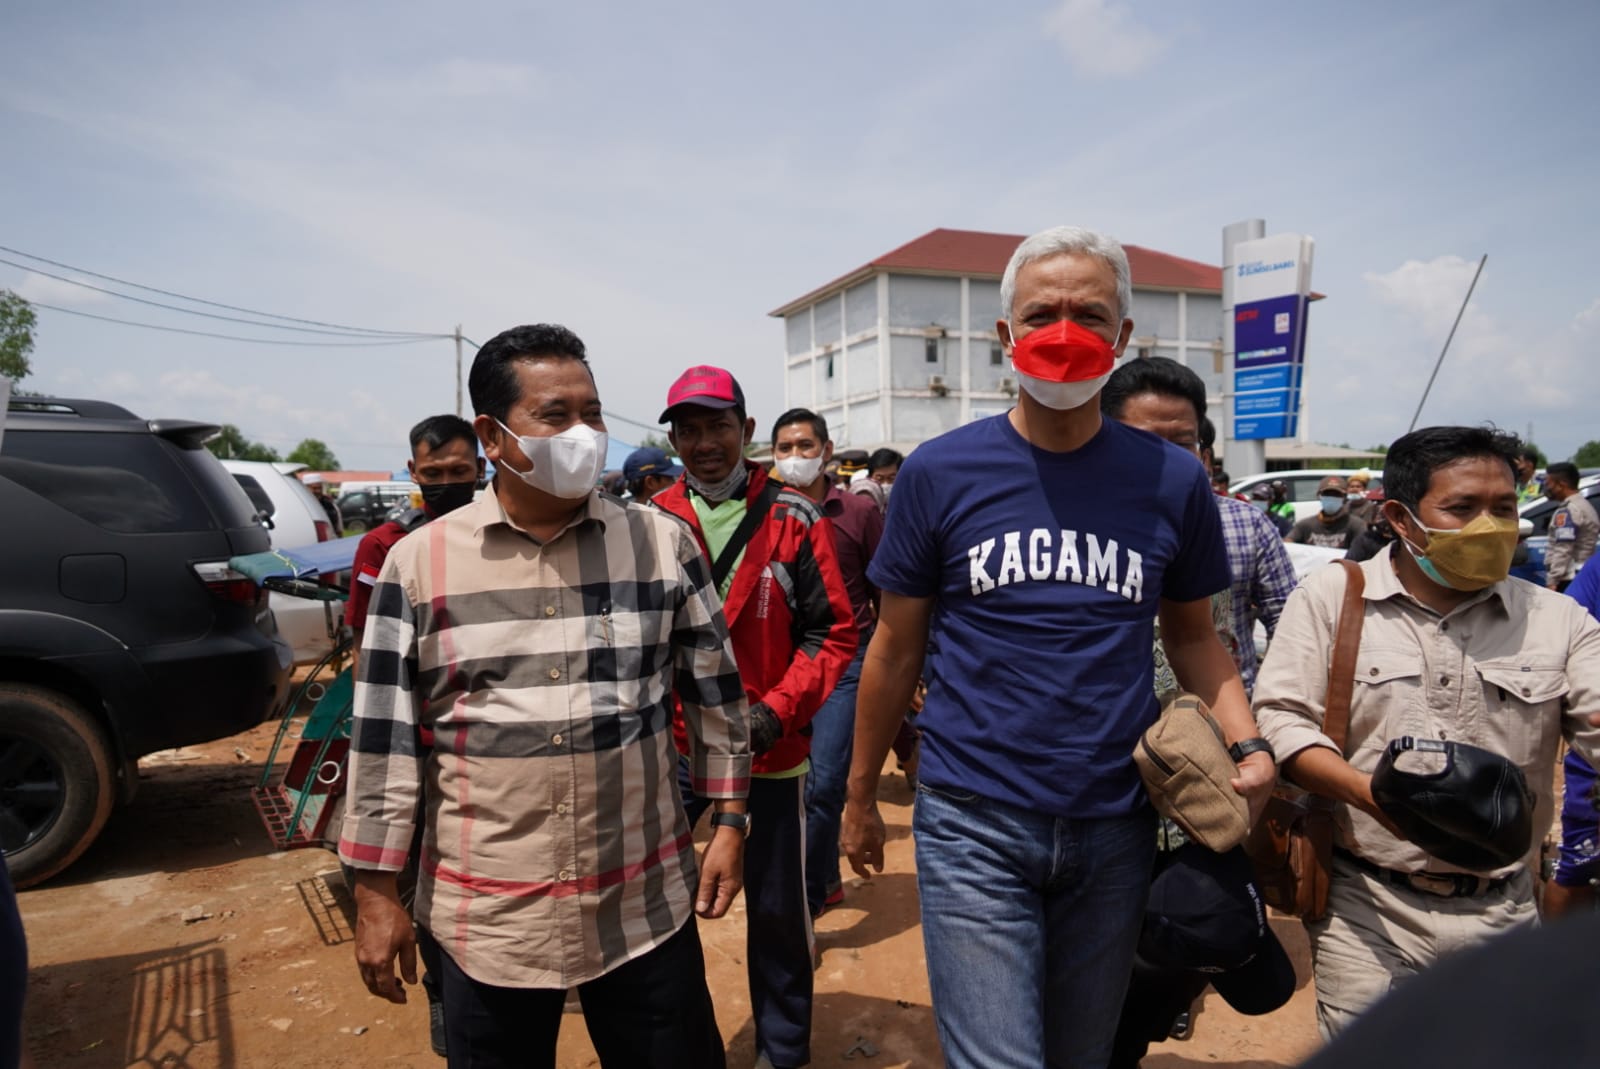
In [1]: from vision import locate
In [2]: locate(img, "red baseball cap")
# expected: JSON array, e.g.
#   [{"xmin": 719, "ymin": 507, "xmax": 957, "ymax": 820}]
[{"xmin": 659, "ymin": 365, "xmax": 746, "ymax": 423}]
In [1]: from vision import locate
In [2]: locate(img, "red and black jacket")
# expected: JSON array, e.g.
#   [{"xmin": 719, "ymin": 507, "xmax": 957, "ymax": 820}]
[{"xmin": 655, "ymin": 462, "xmax": 858, "ymax": 775}]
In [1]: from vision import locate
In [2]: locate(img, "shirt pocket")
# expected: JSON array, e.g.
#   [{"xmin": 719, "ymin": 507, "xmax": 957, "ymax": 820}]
[
  {"xmin": 1348, "ymin": 646, "xmax": 1428, "ymax": 765},
  {"xmin": 1474, "ymin": 658, "xmax": 1569, "ymax": 766}
]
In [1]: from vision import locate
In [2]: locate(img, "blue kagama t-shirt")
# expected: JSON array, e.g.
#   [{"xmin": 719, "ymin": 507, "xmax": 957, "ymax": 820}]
[{"xmin": 869, "ymin": 414, "xmax": 1229, "ymax": 818}]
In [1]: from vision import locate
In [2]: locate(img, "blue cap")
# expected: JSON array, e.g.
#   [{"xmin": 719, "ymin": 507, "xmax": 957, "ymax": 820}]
[{"xmin": 623, "ymin": 446, "xmax": 683, "ymax": 482}]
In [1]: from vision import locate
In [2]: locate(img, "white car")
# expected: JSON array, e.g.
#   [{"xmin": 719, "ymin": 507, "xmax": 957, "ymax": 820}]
[
  {"xmin": 220, "ymin": 459, "xmax": 340, "ymax": 665},
  {"xmin": 1229, "ymin": 468, "xmax": 1384, "ymax": 522}
]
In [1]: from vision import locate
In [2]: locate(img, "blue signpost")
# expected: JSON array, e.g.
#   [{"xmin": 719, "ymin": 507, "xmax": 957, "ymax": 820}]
[{"xmin": 1230, "ymin": 234, "xmax": 1313, "ymax": 441}]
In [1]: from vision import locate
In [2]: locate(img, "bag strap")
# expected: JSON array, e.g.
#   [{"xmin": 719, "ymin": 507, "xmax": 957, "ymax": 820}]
[
  {"xmin": 709, "ymin": 479, "xmax": 782, "ymax": 591},
  {"xmin": 1323, "ymin": 559, "xmax": 1367, "ymax": 755}
]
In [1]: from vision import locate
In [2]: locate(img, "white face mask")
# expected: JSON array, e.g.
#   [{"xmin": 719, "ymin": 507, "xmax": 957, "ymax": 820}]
[
  {"xmin": 1015, "ymin": 368, "xmax": 1113, "ymax": 411},
  {"xmin": 774, "ymin": 454, "xmax": 825, "ymax": 488},
  {"xmin": 495, "ymin": 419, "xmax": 607, "ymax": 500}
]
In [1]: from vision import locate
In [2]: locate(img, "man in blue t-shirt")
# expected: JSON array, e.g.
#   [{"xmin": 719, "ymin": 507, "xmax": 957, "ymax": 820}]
[{"xmin": 841, "ymin": 224, "xmax": 1277, "ymax": 1069}]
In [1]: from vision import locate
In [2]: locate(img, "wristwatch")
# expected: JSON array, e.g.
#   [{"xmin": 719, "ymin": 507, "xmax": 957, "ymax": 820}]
[
  {"xmin": 710, "ymin": 811, "xmax": 752, "ymax": 838},
  {"xmin": 1228, "ymin": 737, "xmax": 1276, "ymax": 763}
]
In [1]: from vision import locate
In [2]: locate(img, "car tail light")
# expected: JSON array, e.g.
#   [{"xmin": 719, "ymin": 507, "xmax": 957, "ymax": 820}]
[
  {"xmin": 315, "ymin": 520, "xmax": 332, "ymax": 542},
  {"xmin": 193, "ymin": 561, "xmax": 263, "ymax": 605}
]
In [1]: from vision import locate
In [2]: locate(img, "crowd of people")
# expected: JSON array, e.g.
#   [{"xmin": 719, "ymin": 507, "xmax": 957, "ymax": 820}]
[
  {"xmin": 15, "ymin": 220, "xmax": 1580, "ymax": 1069},
  {"xmin": 6, "ymin": 224, "xmax": 1598, "ymax": 1069},
  {"xmin": 327, "ymin": 225, "xmax": 1600, "ymax": 1069}
]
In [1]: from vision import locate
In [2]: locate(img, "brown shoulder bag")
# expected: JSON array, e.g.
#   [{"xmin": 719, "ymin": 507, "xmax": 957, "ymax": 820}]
[{"xmin": 1244, "ymin": 559, "xmax": 1364, "ymax": 922}]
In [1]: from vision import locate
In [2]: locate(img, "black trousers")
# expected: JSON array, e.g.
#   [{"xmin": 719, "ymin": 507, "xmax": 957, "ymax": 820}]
[
  {"xmin": 435, "ymin": 918, "xmax": 725, "ymax": 1069},
  {"xmin": 681, "ymin": 763, "xmax": 814, "ymax": 1068}
]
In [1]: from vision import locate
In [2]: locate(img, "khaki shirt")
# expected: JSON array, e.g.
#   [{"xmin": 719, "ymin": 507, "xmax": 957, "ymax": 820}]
[
  {"xmin": 1253, "ymin": 544, "xmax": 1600, "ymax": 877},
  {"xmin": 1545, "ymin": 492, "xmax": 1600, "ymax": 584}
]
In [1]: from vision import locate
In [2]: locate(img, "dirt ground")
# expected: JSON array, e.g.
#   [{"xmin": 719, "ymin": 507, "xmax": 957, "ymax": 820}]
[{"xmin": 19, "ymin": 721, "xmax": 1324, "ymax": 1069}]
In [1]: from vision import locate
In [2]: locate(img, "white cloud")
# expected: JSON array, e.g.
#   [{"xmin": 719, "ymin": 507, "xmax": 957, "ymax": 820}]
[
  {"xmin": 13, "ymin": 271, "xmax": 112, "ymax": 307},
  {"xmin": 1044, "ymin": 0, "xmax": 1171, "ymax": 78},
  {"xmin": 1363, "ymin": 255, "xmax": 1487, "ymax": 337}
]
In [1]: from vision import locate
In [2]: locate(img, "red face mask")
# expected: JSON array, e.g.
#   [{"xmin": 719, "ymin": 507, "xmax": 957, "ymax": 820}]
[{"xmin": 1009, "ymin": 320, "xmax": 1118, "ymax": 382}]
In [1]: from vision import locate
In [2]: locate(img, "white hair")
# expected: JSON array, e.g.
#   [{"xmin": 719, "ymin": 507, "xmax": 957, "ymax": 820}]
[{"xmin": 999, "ymin": 225, "xmax": 1133, "ymax": 326}]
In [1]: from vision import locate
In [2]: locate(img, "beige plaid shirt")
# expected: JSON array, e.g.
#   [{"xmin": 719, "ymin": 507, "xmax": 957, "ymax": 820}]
[
  {"xmin": 1254, "ymin": 544, "xmax": 1600, "ymax": 877},
  {"xmin": 338, "ymin": 489, "xmax": 750, "ymax": 987}
]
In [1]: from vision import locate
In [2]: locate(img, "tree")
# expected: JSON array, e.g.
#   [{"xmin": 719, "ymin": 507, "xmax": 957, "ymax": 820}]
[
  {"xmin": 0, "ymin": 289, "xmax": 36, "ymax": 383},
  {"xmin": 206, "ymin": 424, "xmax": 280, "ymax": 462},
  {"xmin": 1574, "ymin": 441, "xmax": 1600, "ymax": 468},
  {"xmin": 287, "ymin": 438, "xmax": 341, "ymax": 471},
  {"xmin": 638, "ymin": 433, "xmax": 672, "ymax": 452}
]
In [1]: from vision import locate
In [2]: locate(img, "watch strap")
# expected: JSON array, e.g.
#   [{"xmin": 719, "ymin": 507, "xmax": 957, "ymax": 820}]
[
  {"xmin": 1229, "ymin": 737, "xmax": 1275, "ymax": 763},
  {"xmin": 710, "ymin": 811, "xmax": 751, "ymax": 836}
]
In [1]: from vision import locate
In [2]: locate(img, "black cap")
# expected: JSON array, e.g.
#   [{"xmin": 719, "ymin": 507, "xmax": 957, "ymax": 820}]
[
  {"xmin": 1138, "ymin": 844, "xmax": 1296, "ymax": 1016},
  {"xmin": 1370, "ymin": 737, "xmax": 1534, "ymax": 870}
]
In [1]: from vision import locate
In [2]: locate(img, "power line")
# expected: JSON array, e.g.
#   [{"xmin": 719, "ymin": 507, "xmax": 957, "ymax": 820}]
[
  {"xmin": 604, "ymin": 410, "xmax": 664, "ymax": 434},
  {"xmin": 0, "ymin": 243, "xmax": 448, "ymax": 337},
  {"xmin": 0, "ymin": 256, "xmax": 447, "ymax": 339},
  {"xmin": 31, "ymin": 301, "xmax": 441, "ymax": 347}
]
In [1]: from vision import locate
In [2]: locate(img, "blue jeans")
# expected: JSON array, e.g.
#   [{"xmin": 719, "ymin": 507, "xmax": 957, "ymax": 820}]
[
  {"xmin": 914, "ymin": 782, "xmax": 1157, "ymax": 1069},
  {"xmin": 803, "ymin": 642, "xmax": 865, "ymax": 914}
]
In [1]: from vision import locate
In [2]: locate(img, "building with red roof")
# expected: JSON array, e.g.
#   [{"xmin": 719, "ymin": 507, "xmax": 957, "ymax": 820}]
[{"xmin": 769, "ymin": 228, "xmax": 1228, "ymax": 451}]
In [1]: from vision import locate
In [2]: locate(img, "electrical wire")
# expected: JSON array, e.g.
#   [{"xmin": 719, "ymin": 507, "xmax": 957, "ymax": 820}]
[
  {"xmin": 30, "ymin": 301, "xmax": 440, "ymax": 347},
  {"xmin": 0, "ymin": 243, "xmax": 448, "ymax": 337},
  {"xmin": 0, "ymin": 256, "xmax": 448, "ymax": 339}
]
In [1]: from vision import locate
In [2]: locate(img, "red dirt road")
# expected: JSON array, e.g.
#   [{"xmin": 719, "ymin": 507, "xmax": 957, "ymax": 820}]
[{"xmin": 19, "ymin": 723, "xmax": 1322, "ymax": 1067}]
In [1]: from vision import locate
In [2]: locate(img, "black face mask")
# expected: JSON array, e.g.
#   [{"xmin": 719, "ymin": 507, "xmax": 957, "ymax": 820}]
[{"xmin": 419, "ymin": 480, "xmax": 477, "ymax": 516}]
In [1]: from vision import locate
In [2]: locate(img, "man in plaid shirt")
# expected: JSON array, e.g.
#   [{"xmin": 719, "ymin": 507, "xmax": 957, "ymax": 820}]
[{"xmin": 339, "ymin": 324, "xmax": 751, "ymax": 1068}]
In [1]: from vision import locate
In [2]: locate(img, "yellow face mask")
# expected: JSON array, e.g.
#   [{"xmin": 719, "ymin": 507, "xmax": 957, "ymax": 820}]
[{"xmin": 1400, "ymin": 509, "xmax": 1520, "ymax": 591}]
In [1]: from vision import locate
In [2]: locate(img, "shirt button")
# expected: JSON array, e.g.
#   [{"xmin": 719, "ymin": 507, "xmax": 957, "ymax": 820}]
[
  {"xmin": 1370, "ymin": 667, "xmax": 1380, "ymax": 676},
  {"xmin": 552, "ymin": 733, "xmax": 564, "ymax": 747},
  {"xmin": 549, "ymin": 668, "xmax": 561, "ymax": 680},
  {"xmin": 558, "ymin": 869, "xmax": 573, "ymax": 882},
  {"xmin": 1522, "ymin": 687, "xmax": 1532, "ymax": 697},
  {"xmin": 1440, "ymin": 622, "xmax": 1449, "ymax": 632},
  {"xmin": 556, "ymin": 802, "xmax": 569, "ymax": 815},
  {"xmin": 545, "ymin": 605, "xmax": 557, "ymax": 617},
  {"xmin": 1439, "ymin": 676, "xmax": 1449, "ymax": 686}
]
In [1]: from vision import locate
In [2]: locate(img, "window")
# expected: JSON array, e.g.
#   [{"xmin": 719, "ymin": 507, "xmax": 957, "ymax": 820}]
[
  {"xmin": 231, "ymin": 474, "xmax": 277, "ymax": 519},
  {"xmin": 990, "ymin": 343, "xmax": 1003, "ymax": 367},
  {"xmin": 925, "ymin": 337, "xmax": 939, "ymax": 363},
  {"xmin": 0, "ymin": 431, "xmax": 219, "ymax": 534}
]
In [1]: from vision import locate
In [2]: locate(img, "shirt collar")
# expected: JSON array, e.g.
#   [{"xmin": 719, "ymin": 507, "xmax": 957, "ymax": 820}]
[
  {"xmin": 471, "ymin": 484, "xmax": 608, "ymax": 540},
  {"xmin": 821, "ymin": 482, "xmax": 848, "ymax": 517},
  {"xmin": 1362, "ymin": 542, "xmax": 1511, "ymax": 619}
]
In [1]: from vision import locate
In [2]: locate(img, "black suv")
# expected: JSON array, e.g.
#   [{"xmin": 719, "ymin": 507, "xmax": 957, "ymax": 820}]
[
  {"xmin": 334, "ymin": 485, "xmax": 413, "ymax": 534},
  {"xmin": 0, "ymin": 397, "xmax": 293, "ymax": 887}
]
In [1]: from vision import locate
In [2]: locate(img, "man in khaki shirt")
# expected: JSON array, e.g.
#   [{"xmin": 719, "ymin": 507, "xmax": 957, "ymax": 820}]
[{"xmin": 1253, "ymin": 425, "xmax": 1600, "ymax": 1038}]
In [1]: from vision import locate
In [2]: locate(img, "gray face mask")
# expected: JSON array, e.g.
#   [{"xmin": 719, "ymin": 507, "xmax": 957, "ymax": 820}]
[{"xmin": 687, "ymin": 462, "xmax": 748, "ymax": 503}]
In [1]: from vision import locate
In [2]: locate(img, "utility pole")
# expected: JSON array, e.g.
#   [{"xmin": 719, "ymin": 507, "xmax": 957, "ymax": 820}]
[
  {"xmin": 1408, "ymin": 254, "xmax": 1486, "ymax": 433},
  {"xmin": 454, "ymin": 324, "xmax": 464, "ymax": 418}
]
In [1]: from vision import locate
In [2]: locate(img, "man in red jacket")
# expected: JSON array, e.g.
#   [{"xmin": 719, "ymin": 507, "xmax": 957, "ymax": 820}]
[{"xmin": 655, "ymin": 365, "xmax": 857, "ymax": 1069}]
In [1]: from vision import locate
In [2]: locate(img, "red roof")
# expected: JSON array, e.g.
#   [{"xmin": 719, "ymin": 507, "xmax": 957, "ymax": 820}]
[{"xmin": 770, "ymin": 228, "xmax": 1223, "ymax": 316}]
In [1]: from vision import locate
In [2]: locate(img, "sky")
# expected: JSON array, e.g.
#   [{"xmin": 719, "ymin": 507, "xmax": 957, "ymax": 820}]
[{"xmin": 2, "ymin": 0, "xmax": 1597, "ymax": 471}]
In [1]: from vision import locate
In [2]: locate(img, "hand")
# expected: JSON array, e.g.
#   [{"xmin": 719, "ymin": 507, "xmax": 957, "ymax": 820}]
[
  {"xmin": 351, "ymin": 872, "xmax": 417, "ymax": 1004},
  {"xmin": 749, "ymin": 704, "xmax": 783, "ymax": 756},
  {"xmin": 696, "ymin": 827, "xmax": 745, "ymax": 918},
  {"xmin": 1230, "ymin": 749, "xmax": 1278, "ymax": 826},
  {"xmin": 842, "ymin": 796, "xmax": 886, "ymax": 879},
  {"xmin": 1353, "ymin": 773, "xmax": 1408, "ymax": 839}
]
